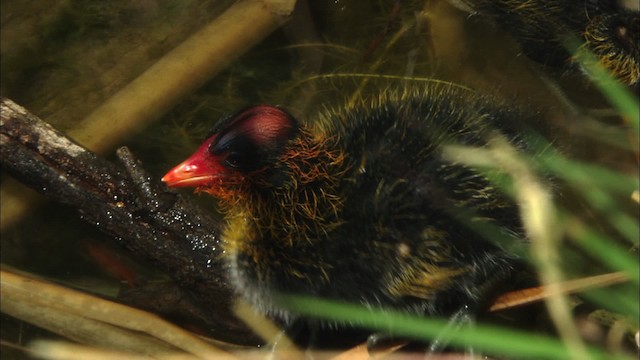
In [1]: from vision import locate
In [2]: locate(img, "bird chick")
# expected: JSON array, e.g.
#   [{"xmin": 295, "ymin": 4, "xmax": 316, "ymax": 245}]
[
  {"xmin": 162, "ymin": 85, "xmax": 541, "ymax": 323},
  {"xmin": 451, "ymin": 0, "xmax": 640, "ymax": 86}
]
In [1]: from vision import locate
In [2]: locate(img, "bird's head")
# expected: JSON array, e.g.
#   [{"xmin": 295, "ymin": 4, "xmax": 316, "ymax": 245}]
[{"xmin": 162, "ymin": 105, "xmax": 299, "ymax": 199}]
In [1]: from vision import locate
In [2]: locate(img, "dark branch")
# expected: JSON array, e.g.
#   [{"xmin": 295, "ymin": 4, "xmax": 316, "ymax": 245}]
[{"xmin": 0, "ymin": 97, "xmax": 257, "ymax": 344}]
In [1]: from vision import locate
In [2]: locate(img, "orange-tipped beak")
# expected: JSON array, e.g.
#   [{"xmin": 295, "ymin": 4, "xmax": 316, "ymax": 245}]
[{"xmin": 162, "ymin": 137, "xmax": 225, "ymax": 188}]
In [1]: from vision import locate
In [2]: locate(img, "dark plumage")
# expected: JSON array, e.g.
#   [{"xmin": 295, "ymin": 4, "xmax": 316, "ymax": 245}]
[
  {"xmin": 162, "ymin": 84, "xmax": 542, "ymax": 324},
  {"xmin": 452, "ymin": 0, "xmax": 639, "ymax": 86}
]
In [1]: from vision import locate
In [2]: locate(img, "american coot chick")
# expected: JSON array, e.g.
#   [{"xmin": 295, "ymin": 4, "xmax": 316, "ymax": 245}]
[
  {"xmin": 162, "ymin": 84, "xmax": 541, "ymax": 324},
  {"xmin": 451, "ymin": 0, "xmax": 640, "ymax": 86}
]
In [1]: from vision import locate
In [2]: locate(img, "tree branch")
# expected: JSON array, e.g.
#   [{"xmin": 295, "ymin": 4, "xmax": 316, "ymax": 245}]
[{"xmin": 0, "ymin": 97, "xmax": 257, "ymax": 344}]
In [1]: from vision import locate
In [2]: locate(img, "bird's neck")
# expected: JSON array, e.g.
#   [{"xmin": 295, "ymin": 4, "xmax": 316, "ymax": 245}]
[{"xmin": 221, "ymin": 129, "xmax": 349, "ymax": 250}]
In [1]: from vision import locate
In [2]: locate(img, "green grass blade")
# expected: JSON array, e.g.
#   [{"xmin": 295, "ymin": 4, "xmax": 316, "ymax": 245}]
[{"xmin": 276, "ymin": 295, "xmax": 631, "ymax": 360}]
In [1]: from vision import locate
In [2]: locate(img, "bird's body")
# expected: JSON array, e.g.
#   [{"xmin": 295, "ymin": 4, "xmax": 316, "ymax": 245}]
[{"xmin": 163, "ymin": 84, "xmax": 540, "ymax": 323}]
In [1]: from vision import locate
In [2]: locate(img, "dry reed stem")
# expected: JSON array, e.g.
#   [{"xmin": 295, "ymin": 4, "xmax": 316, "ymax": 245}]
[
  {"xmin": 232, "ymin": 301, "xmax": 305, "ymax": 360},
  {"xmin": 0, "ymin": 269, "xmax": 239, "ymax": 360},
  {"xmin": 489, "ymin": 272, "xmax": 629, "ymax": 312}
]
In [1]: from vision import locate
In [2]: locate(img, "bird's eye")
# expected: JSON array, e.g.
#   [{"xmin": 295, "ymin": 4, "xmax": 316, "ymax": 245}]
[
  {"xmin": 223, "ymin": 152, "xmax": 242, "ymax": 169},
  {"xmin": 209, "ymin": 130, "xmax": 262, "ymax": 172}
]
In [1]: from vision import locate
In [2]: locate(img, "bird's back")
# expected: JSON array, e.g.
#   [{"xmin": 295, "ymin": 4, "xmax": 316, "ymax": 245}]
[{"xmin": 307, "ymin": 85, "xmax": 538, "ymax": 314}]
